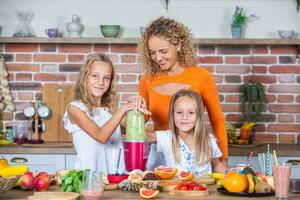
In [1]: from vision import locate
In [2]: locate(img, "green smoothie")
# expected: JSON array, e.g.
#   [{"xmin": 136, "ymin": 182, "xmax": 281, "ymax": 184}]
[{"xmin": 125, "ymin": 111, "xmax": 146, "ymax": 141}]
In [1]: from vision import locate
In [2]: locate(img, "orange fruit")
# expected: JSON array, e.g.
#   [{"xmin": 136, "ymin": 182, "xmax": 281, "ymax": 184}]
[
  {"xmin": 154, "ymin": 166, "xmax": 178, "ymax": 180},
  {"xmin": 178, "ymin": 171, "xmax": 195, "ymax": 181},
  {"xmin": 139, "ymin": 188, "xmax": 159, "ymax": 199},
  {"xmin": 223, "ymin": 170, "xmax": 248, "ymax": 192}
]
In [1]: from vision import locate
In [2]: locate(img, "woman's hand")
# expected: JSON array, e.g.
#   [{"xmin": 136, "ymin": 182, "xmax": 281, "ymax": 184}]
[{"xmin": 126, "ymin": 95, "xmax": 151, "ymax": 115}]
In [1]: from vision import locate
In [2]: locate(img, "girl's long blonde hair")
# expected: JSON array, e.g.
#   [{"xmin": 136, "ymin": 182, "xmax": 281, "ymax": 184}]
[
  {"xmin": 74, "ymin": 53, "xmax": 117, "ymax": 113},
  {"xmin": 138, "ymin": 16, "xmax": 196, "ymax": 77},
  {"xmin": 169, "ymin": 89, "xmax": 213, "ymax": 165}
]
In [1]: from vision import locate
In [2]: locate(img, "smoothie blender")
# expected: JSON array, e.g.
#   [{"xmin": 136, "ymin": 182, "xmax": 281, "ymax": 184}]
[{"xmin": 124, "ymin": 111, "xmax": 148, "ymax": 172}]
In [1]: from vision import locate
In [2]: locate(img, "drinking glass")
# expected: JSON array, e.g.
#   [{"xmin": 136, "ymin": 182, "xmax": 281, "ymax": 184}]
[
  {"xmin": 13, "ymin": 122, "xmax": 29, "ymax": 144},
  {"xmin": 104, "ymin": 147, "xmax": 121, "ymax": 175},
  {"xmin": 80, "ymin": 169, "xmax": 103, "ymax": 200},
  {"xmin": 272, "ymin": 163, "xmax": 291, "ymax": 200},
  {"xmin": 257, "ymin": 152, "xmax": 274, "ymax": 176}
]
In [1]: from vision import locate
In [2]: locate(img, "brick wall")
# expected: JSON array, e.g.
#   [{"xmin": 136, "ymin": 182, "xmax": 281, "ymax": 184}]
[{"xmin": 0, "ymin": 43, "xmax": 299, "ymax": 143}]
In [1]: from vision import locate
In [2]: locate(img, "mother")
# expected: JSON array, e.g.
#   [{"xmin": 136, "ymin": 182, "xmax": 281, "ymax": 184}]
[{"xmin": 138, "ymin": 16, "xmax": 228, "ymax": 169}]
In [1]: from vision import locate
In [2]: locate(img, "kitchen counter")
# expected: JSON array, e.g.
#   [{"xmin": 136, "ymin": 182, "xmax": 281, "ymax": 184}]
[
  {"xmin": 0, "ymin": 143, "xmax": 299, "ymax": 157},
  {"xmin": 2, "ymin": 185, "xmax": 300, "ymax": 200}
]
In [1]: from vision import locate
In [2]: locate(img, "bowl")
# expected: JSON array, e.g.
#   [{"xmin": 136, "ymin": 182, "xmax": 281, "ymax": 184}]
[
  {"xmin": 278, "ymin": 30, "xmax": 295, "ymax": 39},
  {"xmin": 100, "ymin": 25, "xmax": 120, "ymax": 38},
  {"xmin": 0, "ymin": 176, "xmax": 18, "ymax": 193},
  {"xmin": 107, "ymin": 174, "xmax": 128, "ymax": 184}
]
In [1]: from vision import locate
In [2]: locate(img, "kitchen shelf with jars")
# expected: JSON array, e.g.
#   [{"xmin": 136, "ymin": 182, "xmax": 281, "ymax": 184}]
[{"xmin": 1, "ymin": 37, "xmax": 300, "ymax": 45}]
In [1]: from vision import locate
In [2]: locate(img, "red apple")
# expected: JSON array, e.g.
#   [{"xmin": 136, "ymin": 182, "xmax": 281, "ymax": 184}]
[
  {"xmin": 34, "ymin": 176, "xmax": 50, "ymax": 191},
  {"xmin": 20, "ymin": 173, "xmax": 34, "ymax": 190},
  {"xmin": 37, "ymin": 171, "xmax": 49, "ymax": 178}
]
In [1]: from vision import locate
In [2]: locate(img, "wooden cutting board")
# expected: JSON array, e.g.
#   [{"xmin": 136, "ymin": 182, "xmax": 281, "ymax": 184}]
[
  {"xmin": 169, "ymin": 189, "xmax": 209, "ymax": 196},
  {"xmin": 42, "ymin": 84, "xmax": 75, "ymax": 142},
  {"xmin": 160, "ymin": 176, "xmax": 215, "ymax": 187},
  {"xmin": 28, "ymin": 191, "xmax": 79, "ymax": 200}
]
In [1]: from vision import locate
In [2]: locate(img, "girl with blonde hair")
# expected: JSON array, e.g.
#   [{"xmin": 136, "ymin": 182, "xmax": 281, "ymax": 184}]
[
  {"xmin": 147, "ymin": 89, "xmax": 227, "ymax": 176},
  {"xmin": 63, "ymin": 53, "xmax": 149, "ymax": 171}
]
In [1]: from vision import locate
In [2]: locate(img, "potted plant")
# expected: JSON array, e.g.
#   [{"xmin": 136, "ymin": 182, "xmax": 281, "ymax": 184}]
[
  {"xmin": 240, "ymin": 81, "xmax": 266, "ymax": 122},
  {"xmin": 231, "ymin": 6, "xmax": 257, "ymax": 38}
]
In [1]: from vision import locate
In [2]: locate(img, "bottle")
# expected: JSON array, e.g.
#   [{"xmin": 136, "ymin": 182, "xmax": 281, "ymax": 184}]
[
  {"xmin": 66, "ymin": 15, "xmax": 83, "ymax": 37},
  {"xmin": 6, "ymin": 126, "xmax": 14, "ymax": 144}
]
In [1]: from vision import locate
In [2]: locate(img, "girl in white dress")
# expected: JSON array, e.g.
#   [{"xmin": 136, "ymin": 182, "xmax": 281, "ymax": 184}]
[
  {"xmin": 147, "ymin": 89, "xmax": 228, "ymax": 176},
  {"xmin": 63, "ymin": 54, "xmax": 149, "ymax": 172}
]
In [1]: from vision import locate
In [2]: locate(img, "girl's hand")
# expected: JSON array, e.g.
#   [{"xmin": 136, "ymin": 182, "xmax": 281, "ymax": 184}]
[{"xmin": 126, "ymin": 95, "xmax": 151, "ymax": 115}]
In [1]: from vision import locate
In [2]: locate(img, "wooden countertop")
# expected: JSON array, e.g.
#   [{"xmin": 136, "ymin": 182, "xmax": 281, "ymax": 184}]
[
  {"xmin": 2, "ymin": 185, "xmax": 300, "ymax": 200},
  {"xmin": 0, "ymin": 143, "xmax": 299, "ymax": 157},
  {"xmin": 1, "ymin": 37, "xmax": 300, "ymax": 45}
]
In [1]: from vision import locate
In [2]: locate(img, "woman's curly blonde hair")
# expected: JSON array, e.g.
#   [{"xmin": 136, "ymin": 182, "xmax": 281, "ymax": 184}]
[
  {"xmin": 138, "ymin": 16, "xmax": 196, "ymax": 77},
  {"xmin": 74, "ymin": 53, "xmax": 117, "ymax": 114}
]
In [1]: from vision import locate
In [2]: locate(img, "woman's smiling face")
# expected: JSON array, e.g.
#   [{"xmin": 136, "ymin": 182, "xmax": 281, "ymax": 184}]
[{"xmin": 148, "ymin": 35, "xmax": 181, "ymax": 72}]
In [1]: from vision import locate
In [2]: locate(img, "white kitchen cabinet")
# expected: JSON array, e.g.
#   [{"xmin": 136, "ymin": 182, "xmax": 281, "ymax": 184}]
[
  {"xmin": 65, "ymin": 154, "xmax": 76, "ymax": 169},
  {"xmin": 4, "ymin": 154, "xmax": 65, "ymax": 174},
  {"xmin": 228, "ymin": 156, "xmax": 300, "ymax": 178}
]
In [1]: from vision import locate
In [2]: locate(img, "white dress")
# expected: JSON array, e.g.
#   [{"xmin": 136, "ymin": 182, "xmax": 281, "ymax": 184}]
[
  {"xmin": 156, "ymin": 130, "xmax": 222, "ymax": 177},
  {"xmin": 63, "ymin": 101, "xmax": 125, "ymax": 173}
]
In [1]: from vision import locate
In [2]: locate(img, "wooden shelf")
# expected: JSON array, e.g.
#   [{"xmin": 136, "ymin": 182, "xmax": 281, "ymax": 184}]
[{"xmin": 1, "ymin": 37, "xmax": 300, "ymax": 45}]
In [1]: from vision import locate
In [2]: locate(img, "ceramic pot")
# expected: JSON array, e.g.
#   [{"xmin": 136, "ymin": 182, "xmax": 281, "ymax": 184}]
[{"xmin": 231, "ymin": 27, "xmax": 243, "ymax": 38}]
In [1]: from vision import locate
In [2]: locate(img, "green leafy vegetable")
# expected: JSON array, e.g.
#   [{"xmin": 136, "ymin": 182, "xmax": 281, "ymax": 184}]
[{"xmin": 60, "ymin": 170, "xmax": 83, "ymax": 193}]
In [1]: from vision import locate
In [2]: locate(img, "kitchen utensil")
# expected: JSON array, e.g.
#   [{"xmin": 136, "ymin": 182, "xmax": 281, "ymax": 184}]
[
  {"xmin": 272, "ymin": 163, "xmax": 291, "ymax": 199},
  {"xmin": 13, "ymin": 11, "xmax": 35, "ymax": 37},
  {"xmin": 278, "ymin": 30, "xmax": 295, "ymax": 39},
  {"xmin": 28, "ymin": 191, "xmax": 79, "ymax": 200},
  {"xmin": 104, "ymin": 147, "xmax": 121, "ymax": 175},
  {"xmin": 123, "ymin": 140, "xmax": 148, "ymax": 172},
  {"xmin": 42, "ymin": 84, "xmax": 74, "ymax": 142},
  {"xmin": 80, "ymin": 169, "xmax": 103, "ymax": 200},
  {"xmin": 45, "ymin": 28, "xmax": 59, "ymax": 37},
  {"xmin": 13, "ymin": 122, "xmax": 29, "ymax": 144},
  {"xmin": 100, "ymin": 25, "xmax": 120, "ymax": 37}
]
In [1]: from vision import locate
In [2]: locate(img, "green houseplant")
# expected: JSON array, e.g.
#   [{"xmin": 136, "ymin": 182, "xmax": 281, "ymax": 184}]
[
  {"xmin": 231, "ymin": 6, "xmax": 256, "ymax": 38},
  {"xmin": 240, "ymin": 81, "xmax": 266, "ymax": 122}
]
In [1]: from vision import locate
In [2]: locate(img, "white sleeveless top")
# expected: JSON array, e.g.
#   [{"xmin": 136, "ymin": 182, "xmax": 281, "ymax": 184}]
[{"xmin": 63, "ymin": 101, "xmax": 125, "ymax": 173}]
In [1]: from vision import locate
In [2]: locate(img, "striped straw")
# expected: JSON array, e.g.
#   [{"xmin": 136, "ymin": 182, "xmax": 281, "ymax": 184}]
[
  {"xmin": 246, "ymin": 151, "xmax": 253, "ymax": 166},
  {"xmin": 266, "ymin": 144, "xmax": 270, "ymax": 176},
  {"xmin": 273, "ymin": 149, "xmax": 278, "ymax": 166}
]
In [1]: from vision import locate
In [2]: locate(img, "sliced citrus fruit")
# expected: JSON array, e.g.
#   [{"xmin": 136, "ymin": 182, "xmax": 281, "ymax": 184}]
[
  {"xmin": 139, "ymin": 188, "xmax": 159, "ymax": 199},
  {"xmin": 154, "ymin": 166, "xmax": 178, "ymax": 180},
  {"xmin": 178, "ymin": 171, "xmax": 195, "ymax": 181}
]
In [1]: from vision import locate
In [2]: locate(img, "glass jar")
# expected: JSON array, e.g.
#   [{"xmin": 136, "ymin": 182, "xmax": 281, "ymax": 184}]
[
  {"xmin": 13, "ymin": 11, "xmax": 35, "ymax": 37},
  {"xmin": 125, "ymin": 111, "xmax": 146, "ymax": 141}
]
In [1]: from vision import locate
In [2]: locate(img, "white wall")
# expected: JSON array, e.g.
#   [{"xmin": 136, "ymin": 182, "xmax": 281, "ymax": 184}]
[{"xmin": 0, "ymin": 0, "xmax": 299, "ymax": 38}]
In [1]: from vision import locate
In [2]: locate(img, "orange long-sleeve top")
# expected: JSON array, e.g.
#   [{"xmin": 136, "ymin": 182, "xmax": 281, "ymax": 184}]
[{"xmin": 139, "ymin": 66, "xmax": 228, "ymax": 159}]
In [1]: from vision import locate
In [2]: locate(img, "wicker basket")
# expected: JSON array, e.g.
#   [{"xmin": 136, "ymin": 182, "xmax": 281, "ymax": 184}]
[{"xmin": 0, "ymin": 176, "xmax": 18, "ymax": 193}]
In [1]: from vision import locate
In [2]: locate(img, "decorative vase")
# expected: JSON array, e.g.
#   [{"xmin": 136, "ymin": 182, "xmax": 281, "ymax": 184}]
[
  {"xmin": 66, "ymin": 15, "xmax": 83, "ymax": 37},
  {"xmin": 231, "ymin": 26, "xmax": 243, "ymax": 38}
]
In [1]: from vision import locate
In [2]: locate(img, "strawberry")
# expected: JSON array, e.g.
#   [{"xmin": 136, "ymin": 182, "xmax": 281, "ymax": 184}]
[
  {"xmin": 181, "ymin": 185, "xmax": 188, "ymax": 190},
  {"xmin": 197, "ymin": 185, "xmax": 207, "ymax": 191},
  {"xmin": 187, "ymin": 181, "xmax": 197, "ymax": 189}
]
